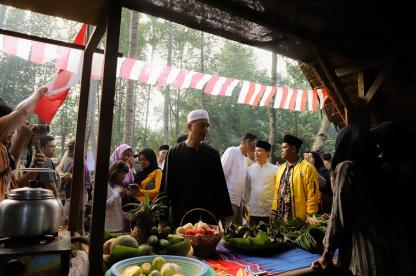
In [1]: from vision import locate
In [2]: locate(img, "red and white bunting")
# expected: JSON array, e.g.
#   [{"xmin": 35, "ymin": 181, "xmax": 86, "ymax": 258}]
[
  {"xmin": 204, "ymin": 76, "xmax": 238, "ymax": 96},
  {"xmin": 238, "ymin": 81, "xmax": 251, "ymax": 104},
  {"xmin": 308, "ymin": 89, "xmax": 318, "ymax": 111},
  {"xmin": 0, "ymin": 33, "xmax": 331, "ymax": 113},
  {"xmin": 259, "ymin": 86, "xmax": 276, "ymax": 107},
  {"xmin": 294, "ymin": 90, "xmax": 309, "ymax": 112},
  {"xmin": 157, "ymin": 66, "xmax": 179, "ymax": 87},
  {"xmin": 317, "ymin": 88, "xmax": 328, "ymax": 108}
]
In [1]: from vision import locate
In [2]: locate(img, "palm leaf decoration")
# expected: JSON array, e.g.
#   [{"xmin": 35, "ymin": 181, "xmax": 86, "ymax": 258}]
[{"xmin": 125, "ymin": 191, "xmax": 167, "ymax": 243}]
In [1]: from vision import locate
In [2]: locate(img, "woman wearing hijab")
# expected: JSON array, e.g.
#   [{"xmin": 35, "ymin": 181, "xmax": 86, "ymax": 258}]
[
  {"xmin": 109, "ymin": 144, "xmax": 135, "ymax": 185},
  {"xmin": 312, "ymin": 124, "xmax": 415, "ymax": 276},
  {"xmin": 134, "ymin": 148, "xmax": 163, "ymax": 201}
]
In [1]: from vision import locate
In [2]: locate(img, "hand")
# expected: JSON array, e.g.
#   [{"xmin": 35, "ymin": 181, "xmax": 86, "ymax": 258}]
[
  {"xmin": 35, "ymin": 87, "xmax": 48, "ymax": 97},
  {"xmin": 32, "ymin": 152, "xmax": 46, "ymax": 168},
  {"xmin": 16, "ymin": 122, "xmax": 34, "ymax": 138},
  {"xmin": 270, "ymin": 213, "xmax": 277, "ymax": 224},
  {"xmin": 62, "ymin": 173, "xmax": 72, "ymax": 182},
  {"xmin": 311, "ymin": 249, "xmax": 334, "ymax": 271},
  {"xmin": 119, "ymin": 188, "xmax": 128, "ymax": 197},
  {"xmin": 242, "ymin": 207, "xmax": 249, "ymax": 219}
]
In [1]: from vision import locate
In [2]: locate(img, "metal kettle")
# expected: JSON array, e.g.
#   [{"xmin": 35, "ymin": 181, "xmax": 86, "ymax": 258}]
[{"xmin": 0, "ymin": 168, "xmax": 63, "ymax": 238}]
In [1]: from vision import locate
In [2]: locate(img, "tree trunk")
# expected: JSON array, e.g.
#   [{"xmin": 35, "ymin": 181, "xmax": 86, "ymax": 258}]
[
  {"xmin": 123, "ymin": 11, "xmax": 139, "ymax": 146},
  {"xmin": 174, "ymin": 46, "xmax": 185, "ymax": 137},
  {"xmin": 0, "ymin": 5, "xmax": 7, "ymax": 28},
  {"xmin": 268, "ymin": 53, "xmax": 278, "ymax": 162},
  {"xmin": 60, "ymin": 102, "xmax": 67, "ymax": 157},
  {"xmin": 85, "ymin": 80, "xmax": 98, "ymax": 156},
  {"xmin": 143, "ymin": 85, "xmax": 151, "ymax": 147},
  {"xmin": 163, "ymin": 21, "xmax": 173, "ymax": 144},
  {"xmin": 200, "ymin": 31, "xmax": 207, "ymax": 108},
  {"xmin": 312, "ymin": 114, "xmax": 331, "ymax": 152}
]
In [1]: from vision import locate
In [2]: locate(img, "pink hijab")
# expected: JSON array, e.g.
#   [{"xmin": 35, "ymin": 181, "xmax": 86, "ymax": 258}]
[{"xmin": 109, "ymin": 144, "xmax": 135, "ymax": 185}]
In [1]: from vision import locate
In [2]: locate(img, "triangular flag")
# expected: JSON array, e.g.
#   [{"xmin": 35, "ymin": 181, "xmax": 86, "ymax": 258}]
[{"xmin": 34, "ymin": 24, "xmax": 87, "ymax": 123}]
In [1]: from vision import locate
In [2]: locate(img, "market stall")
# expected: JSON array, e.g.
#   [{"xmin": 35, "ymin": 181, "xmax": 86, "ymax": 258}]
[{"xmin": 1, "ymin": 1, "xmax": 415, "ymax": 275}]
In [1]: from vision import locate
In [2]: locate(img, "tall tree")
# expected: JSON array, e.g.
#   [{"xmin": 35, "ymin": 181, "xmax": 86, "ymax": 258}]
[
  {"xmin": 123, "ymin": 11, "xmax": 139, "ymax": 146},
  {"xmin": 268, "ymin": 53, "xmax": 278, "ymax": 162},
  {"xmin": 163, "ymin": 21, "xmax": 172, "ymax": 144},
  {"xmin": 0, "ymin": 5, "xmax": 7, "ymax": 28},
  {"xmin": 311, "ymin": 114, "xmax": 331, "ymax": 152}
]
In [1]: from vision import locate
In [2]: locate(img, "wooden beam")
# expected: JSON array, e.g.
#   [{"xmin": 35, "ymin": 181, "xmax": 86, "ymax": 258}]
[
  {"xmin": 68, "ymin": 22, "xmax": 106, "ymax": 233},
  {"xmin": 309, "ymin": 63, "xmax": 346, "ymax": 124},
  {"xmin": 0, "ymin": 28, "xmax": 113, "ymax": 56},
  {"xmin": 364, "ymin": 53, "xmax": 400, "ymax": 103},
  {"xmin": 313, "ymin": 49, "xmax": 352, "ymax": 111},
  {"xmin": 88, "ymin": 0, "xmax": 122, "ymax": 275},
  {"xmin": 357, "ymin": 72, "xmax": 365, "ymax": 99}
]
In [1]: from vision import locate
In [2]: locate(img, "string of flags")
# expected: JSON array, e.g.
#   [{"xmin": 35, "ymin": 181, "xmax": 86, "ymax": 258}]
[{"xmin": 0, "ymin": 33, "xmax": 328, "ymax": 113}]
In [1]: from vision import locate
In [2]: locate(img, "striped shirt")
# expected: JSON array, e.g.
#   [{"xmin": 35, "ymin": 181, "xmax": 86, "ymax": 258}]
[
  {"xmin": 324, "ymin": 161, "xmax": 414, "ymax": 276},
  {"xmin": 0, "ymin": 144, "xmax": 18, "ymax": 202}
]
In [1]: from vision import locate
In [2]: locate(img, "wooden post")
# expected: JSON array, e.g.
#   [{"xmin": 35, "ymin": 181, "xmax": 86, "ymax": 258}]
[
  {"xmin": 357, "ymin": 72, "xmax": 365, "ymax": 99},
  {"xmin": 88, "ymin": 1, "xmax": 122, "ymax": 275},
  {"xmin": 69, "ymin": 22, "xmax": 106, "ymax": 233}
]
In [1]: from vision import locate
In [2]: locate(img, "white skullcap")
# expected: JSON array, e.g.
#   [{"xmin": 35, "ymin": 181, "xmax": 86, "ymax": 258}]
[{"xmin": 187, "ymin": 109, "xmax": 209, "ymax": 123}]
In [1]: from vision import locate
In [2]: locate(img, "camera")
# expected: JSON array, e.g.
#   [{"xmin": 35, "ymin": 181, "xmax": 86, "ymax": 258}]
[{"xmin": 32, "ymin": 124, "xmax": 50, "ymax": 134}]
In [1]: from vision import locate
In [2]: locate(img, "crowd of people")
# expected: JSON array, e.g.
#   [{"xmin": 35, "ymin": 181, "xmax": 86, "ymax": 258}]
[{"xmin": 1, "ymin": 91, "xmax": 415, "ymax": 275}]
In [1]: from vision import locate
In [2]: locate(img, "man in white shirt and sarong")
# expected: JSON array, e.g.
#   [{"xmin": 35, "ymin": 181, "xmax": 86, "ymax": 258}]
[
  {"xmin": 244, "ymin": 140, "xmax": 277, "ymax": 225},
  {"xmin": 221, "ymin": 133, "xmax": 257, "ymax": 226}
]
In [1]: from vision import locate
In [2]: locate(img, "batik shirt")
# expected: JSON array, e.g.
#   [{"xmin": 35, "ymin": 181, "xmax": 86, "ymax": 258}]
[{"xmin": 277, "ymin": 163, "xmax": 295, "ymax": 221}]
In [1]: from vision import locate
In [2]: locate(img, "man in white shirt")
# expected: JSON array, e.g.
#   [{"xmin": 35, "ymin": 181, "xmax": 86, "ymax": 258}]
[
  {"xmin": 221, "ymin": 133, "xmax": 257, "ymax": 226},
  {"xmin": 244, "ymin": 140, "xmax": 277, "ymax": 225},
  {"xmin": 157, "ymin": 144, "xmax": 169, "ymax": 170}
]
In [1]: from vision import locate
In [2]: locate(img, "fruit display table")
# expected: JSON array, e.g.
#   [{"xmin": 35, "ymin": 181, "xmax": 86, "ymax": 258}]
[{"xmin": 204, "ymin": 242, "xmax": 321, "ymax": 275}]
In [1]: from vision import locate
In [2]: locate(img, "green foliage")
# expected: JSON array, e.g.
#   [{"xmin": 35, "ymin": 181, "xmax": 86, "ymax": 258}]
[{"xmin": 0, "ymin": 7, "xmax": 336, "ymax": 163}]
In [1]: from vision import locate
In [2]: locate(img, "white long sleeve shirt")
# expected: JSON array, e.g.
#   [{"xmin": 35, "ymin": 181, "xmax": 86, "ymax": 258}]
[
  {"xmin": 244, "ymin": 162, "xmax": 277, "ymax": 217},
  {"xmin": 221, "ymin": 146, "xmax": 249, "ymax": 206},
  {"xmin": 105, "ymin": 185, "xmax": 124, "ymax": 232}
]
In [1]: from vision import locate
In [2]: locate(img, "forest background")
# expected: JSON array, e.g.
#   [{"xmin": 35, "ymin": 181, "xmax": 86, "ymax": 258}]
[{"xmin": 0, "ymin": 5, "xmax": 336, "ymax": 163}]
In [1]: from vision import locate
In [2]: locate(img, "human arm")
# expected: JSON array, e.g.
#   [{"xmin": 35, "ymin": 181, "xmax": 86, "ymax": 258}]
[
  {"xmin": 220, "ymin": 147, "xmax": 234, "ymax": 180},
  {"xmin": 138, "ymin": 169, "xmax": 162, "ymax": 200},
  {"xmin": 242, "ymin": 170, "xmax": 251, "ymax": 208},
  {"xmin": 318, "ymin": 173, "xmax": 327, "ymax": 190},
  {"xmin": 311, "ymin": 248, "xmax": 335, "ymax": 271},
  {"xmin": 270, "ymin": 167, "xmax": 282, "ymax": 223},
  {"xmin": 106, "ymin": 186, "xmax": 121, "ymax": 205},
  {"xmin": 305, "ymin": 165, "xmax": 320, "ymax": 214},
  {"xmin": 56, "ymin": 151, "xmax": 70, "ymax": 176},
  {"xmin": 16, "ymin": 152, "xmax": 46, "ymax": 187},
  {"xmin": 0, "ymin": 87, "xmax": 47, "ymax": 143},
  {"xmin": 9, "ymin": 123, "xmax": 33, "ymax": 163},
  {"xmin": 312, "ymin": 162, "xmax": 353, "ymax": 270},
  {"xmin": 322, "ymin": 162, "xmax": 353, "ymax": 254}
]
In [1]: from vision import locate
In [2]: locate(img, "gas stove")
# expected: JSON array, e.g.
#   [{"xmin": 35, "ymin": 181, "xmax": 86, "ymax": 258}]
[{"xmin": 0, "ymin": 231, "xmax": 71, "ymax": 275}]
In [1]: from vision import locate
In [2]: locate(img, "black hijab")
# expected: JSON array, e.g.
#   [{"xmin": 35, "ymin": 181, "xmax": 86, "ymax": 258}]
[
  {"xmin": 135, "ymin": 148, "xmax": 161, "ymax": 185},
  {"xmin": 331, "ymin": 124, "xmax": 378, "ymax": 170}
]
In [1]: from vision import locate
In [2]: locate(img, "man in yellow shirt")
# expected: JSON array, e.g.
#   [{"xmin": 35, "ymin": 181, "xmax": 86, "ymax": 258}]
[{"xmin": 271, "ymin": 134, "xmax": 319, "ymax": 222}]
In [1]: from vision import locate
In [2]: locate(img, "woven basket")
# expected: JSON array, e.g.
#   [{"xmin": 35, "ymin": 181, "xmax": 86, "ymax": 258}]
[{"xmin": 179, "ymin": 208, "xmax": 222, "ymax": 258}]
